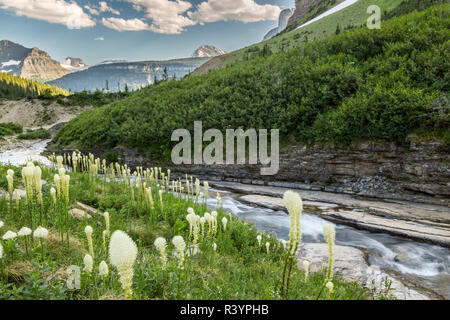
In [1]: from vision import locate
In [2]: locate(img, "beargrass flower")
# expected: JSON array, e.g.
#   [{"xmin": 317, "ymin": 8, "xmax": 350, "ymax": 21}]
[
  {"xmin": 18, "ymin": 227, "xmax": 32, "ymax": 237},
  {"xmin": 323, "ymin": 223, "xmax": 336, "ymax": 282},
  {"xmin": 50, "ymin": 187, "xmax": 57, "ymax": 206},
  {"xmin": 256, "ymin": 235, "xmax": 262, "ymax": 247},
  {"xmin": 283, "ymin": 191, "xmax": 303, "ymax": 256},
  {"xmin": 85, "ymin": 225, "xmax": 94, "ymax": 259},
  {"xmin": 266, "ymin": 242, "xmax": 270, "ymax": 254},
  {"xmin": 6, "ymin": 174, "xmax": 13, "ymax": 197},
  {"xmin": 33, "ymin": 226, "xmax": 48, "ymax": 239},
  {"xmin": 213, "ymin": 243, "xmax": 217, "ymax": 251},
  {"xmin": 172, "ymin": 236, "xmax": 186, "ymax": 270},
  {"xmin": 0, "ymin": 221, "xmax": 4, "ymax": 229},
  {"xmin": 7, "ymin": 169, "xmax": 13, "ymax": 177},
  {"xmin": 203, "ymin": 181, "xmax": 208, "ymax": 200},
  {"xmin": 109, "ymin": 230, "xmax": 138, "ymax": 298},
  {"xmin": 104, "ymin": 212, "xmax": 110, "ymax": 234},
  {"xmin": 326, "ymin": 281, "xmax": 334, "ymax": 294},
  {"xmin": 154, "ymin": 237, "xmax": 168, "ymax": 269},
  {"xmin": 99, "ymin": 260, "xmax": 108, "ymax": 277},
  {"xmin": 216, "ymin": 193, "xmax": 221, "ymax": 208},
  {"xmin": 84, "ymin": 254, "xmax": 93, "ymax": 273},
  {"xmin": 2, "ymin": 231, "xmax": 17, "ymax": 240},
  {"xmin": 222, "ymin": 217, "xmax": 228, "ymax": 231},
  {"xmin": 0, "ymin": 242, "xmax": 2, "ymax": 259},
  {"xmin": 303, "ymin": 260, "xmax": 310, "ymax": 282}
]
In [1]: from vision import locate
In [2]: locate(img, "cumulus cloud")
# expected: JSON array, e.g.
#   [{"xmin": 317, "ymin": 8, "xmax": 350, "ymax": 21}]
[
  {"xmin": 126, "ymin": 0, "xmax": 196, "ymax": 34},
  {"xmin": 99, "ymin": 1, "xmax": 120, "ymax": 15},
  {"xmin": 188, "ymin": 0, "xmax": 281, "ymax": 24},
  {"xmin": 0, "ymin": 0, "xmax": 96, "ymax": 28},
  {"xmin": 84, "ymin": 5, "xmax": 99, "ymax": 15},
  {"xmin": 94, "ymin": 36, "xmax": 105, "ymax": 40},
  {"xmin": 101, "ymin": 17, "xmax": 149, "ymax": 31}
]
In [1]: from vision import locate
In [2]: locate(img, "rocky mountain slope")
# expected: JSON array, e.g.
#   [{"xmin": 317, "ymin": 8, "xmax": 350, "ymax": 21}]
[
  {"xmin": 192, "ymin": 45, "xmax": 227, "ymax": 58},
  {"xmin": 61, "ymin": 57, "xmax": 88, "ymax": 72},
  {"xmin": 0, "ymin": 40, "xmax": 70, "ymax": 81},
  {"xmin": 263, "ymin": 8, "xmax": 294, "ymax": 41}
]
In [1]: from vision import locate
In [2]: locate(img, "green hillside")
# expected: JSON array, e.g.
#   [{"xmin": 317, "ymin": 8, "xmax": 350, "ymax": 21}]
[
  {"xmin": 0, "ymin": 72, "xmax": 69, "ymax": 99},
  {"xmin": 53, "ymin": 4, "xmax": 449, "ymax": 158}
]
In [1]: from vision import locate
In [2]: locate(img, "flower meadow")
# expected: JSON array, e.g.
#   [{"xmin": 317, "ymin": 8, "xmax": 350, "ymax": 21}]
[{"xmin": 0, "ymin": 153, "xmax": 368, "ymax": 300}]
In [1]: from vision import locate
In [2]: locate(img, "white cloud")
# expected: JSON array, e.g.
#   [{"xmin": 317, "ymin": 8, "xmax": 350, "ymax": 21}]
[
  {"xmin": 0, "ymin": 0, "xmax": 96, "ymax": 28},
  {"xmin": 94, "ymin": 36, "xmax": 105, "ymax": 40},
  {"xmin": 99, "ymin": 1, "xmax": 120, "ymax": 15},
  {"xmin": 125, "ymin": 0, "xmax": 196, "ymax": 34},
  {"xmin": 101, "ymin": 17, "xmax": 149, "ymax": 31},
  {"xmin": 84, "ymin": 5, "xmax": 99, "ymax": 15},
  {"xmin": 188, "ymin": 0, "xmax": 281, "ymax": 24}
]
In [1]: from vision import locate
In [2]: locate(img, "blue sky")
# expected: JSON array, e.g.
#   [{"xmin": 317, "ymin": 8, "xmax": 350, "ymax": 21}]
[{"xmin": 0, "ymin": 0, "xmax": 294, "ymax": 65}]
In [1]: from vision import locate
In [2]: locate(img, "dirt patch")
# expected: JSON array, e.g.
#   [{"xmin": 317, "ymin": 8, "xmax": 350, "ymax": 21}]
[{"xmin": 0, "ymin": 98, "xmax": 91, "ymax": 129}]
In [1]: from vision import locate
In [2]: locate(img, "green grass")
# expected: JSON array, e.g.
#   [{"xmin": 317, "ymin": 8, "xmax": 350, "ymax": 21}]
[
  {"xmin": 0, "ymin": 123, "xmax": 23, "ymax": 137},
  {"xmin": 0, "ymin": 159, "xmax": 371, "ymax": 300}
]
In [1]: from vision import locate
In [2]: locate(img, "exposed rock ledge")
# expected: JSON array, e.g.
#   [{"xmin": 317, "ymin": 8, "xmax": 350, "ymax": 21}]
[
  {"xmin": 208, "ymin": 181, "xmax": 450, "ymax": 248},
  {"xmin": 297, "ymin": 243, "xmax": 430, "ymax": 300}
]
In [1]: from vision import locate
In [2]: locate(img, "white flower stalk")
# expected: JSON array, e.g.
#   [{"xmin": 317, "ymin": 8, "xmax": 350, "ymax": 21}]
[
  {"xmin": 211, "ymin": 211, "xmax": 218, "ymax": 237},
  {"xmin": 172, "ymin": 236, "xmax": 186, "ymax": 269},
  {"xmin": 63, "ymin": 175, "xmax": 70, "ymax": 205},
  {"xmin": 109, "ymin": 230, "xmax": 138, "ymax": 298},
  {"xmin": 195, "ymin": 178, "xmax": 200, "ymax": 199},
  {"xmin": 56, "ymin": 156, "xmax": 63, "ymax": 169},
  {"xmin": 257, "ymin": 235, "xmax": 262, "ymax": 247},
  {"xmin": 50, "ymin": 187, "xmax": 57, "ymax": 206},
  {"xmin": 154, "ymin": 237, "xmax": 168, "ymax": 269},
  {"xmin": 22, "ymin": 166, "xmax": 34, "ymax": 203},
  {"xmin": 281, "ymin": 239, "xmax": 288, "ymax": 250},
  {"xmin": 204, "ymin": 212, "xmax": 212, "ymax": 236},
  {"xmin": 213, "ymin": 243, "xmax": 217, "ymax": 251},
  {"xmin": 7, "ymin": 169, "xmax": 14, "ymax": 177},
  {"xmin": 0, "ymin": 242, "xmax": 2, "ymax": 259},
  {"xmin": 186, "ymin": 210, "xmax": 196, "ymax": 240},
  {"xmin": 83, "ymin": 254, "xmax": 93, "ymax": 273},
  {"xmin": 18, "ymin": 227, "xmax": 32, "ymax": 237},
  {"xmin": 265, "ymin": 242, "xmax": 270, "ymax": 254},
  {"xmin": 2, "ymin": 230, "xmax": 17, "ymax": 240},
  {"xmin": 6, "ymin": 174, "xmax": 13, "ymax": 198},
  {"xmin": 0, "ymin": 221, "xmax": 4, "ymax": 228},
  {"xmin": 222, "ymin": 217, "xmax": 228, "ymax": 231},
  {"xmin": 323, "ymin": 223, "xmax": 336, "ymax": 282},
  {"xmin": 33, "ymin": 226, "xmax": 48, "ymax": 239},
  {"xmin": 85, "ymin": 225, "xmax": 94, "ymax": 259},
  {"xmin": 326, "ymin": 281, "xmax": 334, "ymax": 294},
  {"xmin": 146, "ymin": 187, "xmax": 154, "ymax": 208},
  {"xmin": 104, "ymin": 212, "xmax": 110, "ymax": 234},
  {"xmin": 99, "ymin": 260, "xmax": 109, "ymax": 277},
  {"xmin": 303, "ymin": 260, "xmax": 310, "ymax": 282},
  {"xmin": 33, "ymin": 166, "xmax": 43, "ymax": 205},
  {"xmin": 216, "ymin": 192, "xmax": 221, "ymax": 208},
  {"xmin": 283, "ymin": 191, "xmax": 303, "ymax": 256},
  {"xmin": 58, "ymin": 167, "xmax": 66, "ymax": 177}
]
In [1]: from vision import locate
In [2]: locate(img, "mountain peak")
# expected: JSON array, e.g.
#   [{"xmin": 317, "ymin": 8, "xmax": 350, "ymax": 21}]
[{"xmin": 192, "ymin": 45, "xmax": 227, "ymax": 58}]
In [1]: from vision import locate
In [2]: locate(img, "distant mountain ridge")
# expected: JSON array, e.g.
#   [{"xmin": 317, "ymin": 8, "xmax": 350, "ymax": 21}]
[
  {"xmin": 0, "ymin": 40, "xmax": 70, "ymax": 81},
  {"xmin": 49, "ymin": 57, "xmax": 211, "ymax": 92},
  {"xmin": 192, "ymin": 45, "xmax": 227, "ymax": 58}
]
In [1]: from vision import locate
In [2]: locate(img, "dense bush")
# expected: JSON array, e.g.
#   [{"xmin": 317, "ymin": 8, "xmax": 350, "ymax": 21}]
[
  {"xmin": 17, "ymin": 128, "xmax": 51, "ymax": 140},
  {"xmin": 0, "ymin": 122, "xmax": 23, "ymax": 137},
  {"xmin": 54, "ymin": 5, "xmax": 449, "ymax": 154}
]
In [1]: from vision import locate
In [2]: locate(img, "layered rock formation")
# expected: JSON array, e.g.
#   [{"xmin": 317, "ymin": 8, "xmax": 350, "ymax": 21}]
[
  {"xmin": 0, "ymin": 40, "xmax": 70, "ymax": 81},
  {"xmin": 21, "ymin": 47, "xmax": 70, "ymax": 81}
]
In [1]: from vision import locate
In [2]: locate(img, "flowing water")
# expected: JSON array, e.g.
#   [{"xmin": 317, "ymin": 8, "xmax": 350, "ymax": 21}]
[
  {"xmin": 1, "ymin": 140, "xmax": 449, "ymax": 299},
  {"xmin": 204, "ymin": 188, "xmax": 450, "ymax": 299}
]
